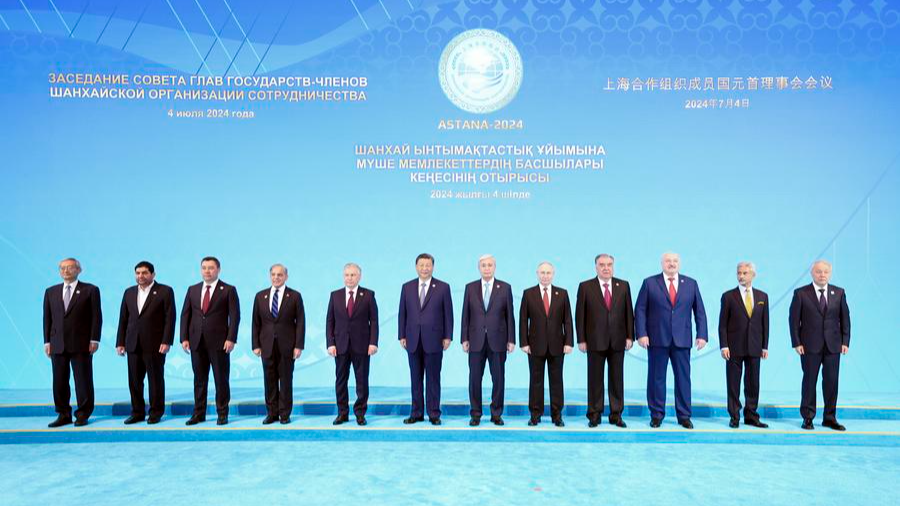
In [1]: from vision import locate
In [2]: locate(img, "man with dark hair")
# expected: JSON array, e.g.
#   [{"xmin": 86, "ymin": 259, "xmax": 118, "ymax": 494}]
[
  {"xmin": 181, "ymin": 256, "xmax": 240, "ymax": 425},
  {"xmin": 398, "ymin": 253, "xmax": 453, "ymax": 425},
  {"xmin": 252, "ymin": 264, "xmax": 305, "ymax": 425},
  {"xmin": 116, "ymin": 261, "xmax": 177, "ymax": 424},
  {"xmin": 43, "ymin": 257, "xmax": 102, "ymax": 427}
]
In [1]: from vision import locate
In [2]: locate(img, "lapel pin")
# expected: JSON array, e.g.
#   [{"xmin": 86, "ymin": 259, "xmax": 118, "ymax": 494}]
[
  {"xmin": 360, "ymin": 292, "xmax": 364, "ymax": 297},
  {"xmin": 153, "ymin": 291, "xmax": 157, "ymax": 295},
  {"xmin": 285, "ymin": 293, "xmax": 290, "ymax": 298},
  {"xmin": 554, "ymin": 291, "xmax": 559, "ymax": 296},
  {"xmin": 76, "ymin": 290, "xmax": 81, "ymax": 294},
  {"xmin": 615, "ymin": 282, "xmax": 620, "ymax": 287},
  {"xmin": 830, "ymin": 291, "xmax": 835, "ymax": 295},
  {"xmin": 219, "ymin": 286, "xmax": 224, "ymax": 290},
  {"xmin": 264, "ymin": 295, "xmax": 268, "ymax": 299}
]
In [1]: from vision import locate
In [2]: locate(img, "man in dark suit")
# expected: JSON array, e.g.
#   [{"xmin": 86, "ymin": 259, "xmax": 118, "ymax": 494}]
[
  {"xmin": 519, "ymin": 261, "xmax": 573, "ymax": 427},
  {"xmin": 718, "ymin": 261, "xmax": 769, "ymax": 429},
  {"xmin": 789, "ymin": 259, "xmax": 851, "ymax": 431},
  {"xmin": 635, "ymin": 252, "xmax": 708, "ymax": 429},
  {"xmin": 180, "ymin": 256, "xmax": 240, "ymax": 426},
  {"xmin": 575, "ymin": 254, "xmax": 634, "ymax": 428},
  {"xmin": 115, "ymin": 261, "xmax": 176, "ymax": 425},
  {"xmin": 326, "ymin": 262, "xmax": 378, "ymax": 426},
  {"xmin": 43, "ymin": 257, "xmax": 102, "ymax": 427},
  {"xmin": 461, "ymin": 255, "xmax": 515, "ymax": 426},
  {"xmin": 398, "ymin": 253, "xmax": 453, "ymax": 425},
  {"xmin": 251, "ymin": 264, "xmax": 304, "ymax": 425}
]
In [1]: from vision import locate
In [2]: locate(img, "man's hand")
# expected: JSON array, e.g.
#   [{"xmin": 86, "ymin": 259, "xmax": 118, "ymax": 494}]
[
  {"xmin": 159, "ymin": 344, "xmax": 170, "ymax": 354},
  {"xmin": 638, "ymin": 337, "xmax": 650, "ymax": 349},
  {"xmin": 794, "ymin": 345, "xmax": 805, "ymax": 356},
  {"xmin": 327, "ymin": 346, "xmax": 337, "ymax": 357},
  {"xmin": 253, "ymin": 348, "xmax": 262, "ymax": 357},
  {"xmin": 293, "ymin": 348, "xmax": 302, "ymax": 360},
  {"xmin": 563, "ymin": 345, "xmax": 573, "ymax": 355},
  {"xmin": 223, "ymin": 340, "xmax": 235, "ymax": 353},
  {"xmin": 841, "ymin": 345, "xmax": 849, "ymax": 355},
  {"xmin": 442, "ymin": 339, "xmax": 451, "ymax": 351},
  {"xmin": 578, "ymin": 343, "xmax": 587, "ymax": 353},
  {"xmin": 521, "ymin": 345, "xmax": 531, "ymax": 355},
  {"xmin": 399, "ymin": 338, "xmax": 407, "ymax": 350},
  {"xmin": 367, "ymin": 345, "xmax": 378, "ymax": 356},
  {"xmin": 761, "ymin": 349, "xmax": 768, "ymax": 359},
  {"xmin": 695, "ymin": 339, "xmax": 707, "ymax": 351},
  {"xmin": 462, "ymin": 341, "xmax": 470, "ymax": 353},
  {"xmin": 89, "ymin": 342, "xmax": 99, "ymax": 354},
  {"xmin": 507, "ymin": 342, "xmax": 515, "ymax": 354},
  {"xmin": 182, "ymin": 341, "xmax": 191, "ymax": 353},
  {"xmin": 721, "ymin": 348, "xmax": 730, "ymax": 360},
  {"xmin": 44, "ymin": 343, "xmax": 51, "ymax": 357},
  {"xmin": 625, "ymin": 339, "xmax": 633, "ymax": 351},
  {"xmin": 116, "ymin": 346, "xmax": 126, "ymax": 356}
]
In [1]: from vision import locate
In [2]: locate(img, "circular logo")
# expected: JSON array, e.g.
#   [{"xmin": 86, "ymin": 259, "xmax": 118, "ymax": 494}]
[{"xmin": 439, "ymin": 29, "xmax": 524, "ymax": 114}]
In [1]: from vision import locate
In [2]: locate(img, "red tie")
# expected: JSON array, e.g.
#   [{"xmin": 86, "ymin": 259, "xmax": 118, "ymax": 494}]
[
  {"xmin": 201, "ymin": 285, "xmax": 211, "ymax": 314},
  {"xmin": 668, "ymin": 278, "xmax": 677, "ymax": 306},
  {"xmin": 542, "ymin": 287, "xmax": 550, "ymax": 316},
  {"xmin": 347, "ymin": 290, "xmax": 355, "ymax": 317},
  {"xmin": 603, "ymin": 283, "xmax": 611, "ymax": 310}
]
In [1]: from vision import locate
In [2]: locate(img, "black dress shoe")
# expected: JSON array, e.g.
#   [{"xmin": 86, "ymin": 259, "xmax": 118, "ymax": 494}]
[
  {"xmin": 216, "ymin": 415, "xmax": 228, "ymax": 426},
  {"xmin": 611, "ymin": 419, "xmax": 627, "ymax": 428},
  {"xmin": 48, "ymin": 416, "xmax": 72, "ymax": 428},
  {"xmin": 74, "ymin": 418, "xmax": 89, "ymax": 427},
  {"xmin": 650, "ymin": 418, "xmax": 662, "ymax": 428},
  {"xmin": 822, "ymin": 420, "xmax": 846, "ymax": 431},
  {"xmin": 403, "ymin": 416, "xmax": 424, "ymax": 424},
  {"xmin": 147, "ymin": 417, "xmax": 161, "ymax": 425},
  {"xmin": 469, "ymin": 417, "xmax": 481, "ymax": 427},
  {"xmin": 356, "ymin": 416, "xmax": 367, "ymax": 426},
  {"xmin": 801, "ymin": 419, "xmax": 814, "ymax": 430},
  {"xmin": 527, "ymin": 417, "xmax": 540, "ymax": 426},
  {"xmin": 588, "ymin": 418, "xmax": 599, "ymax": 428},
  {"xmin": 552, "ymin": 418, "xmax": 565, "ymax": 427},
  {"xmin": 729, "ymin": 418, "xmax": 739, "ymax": 428},
  {"xmin": 185, "ymin": 416, "xmax": 205, "ymax": 426},
  {"xmin": 333, "ymin": 415, "xmax": 349, "ymax": 425},
  {"xmin": 678, "ymin": 419, "xmax": 693, "ymax": 429},
  {"xmin": 124, "ymin": 415, "xmax": 145, "ymax": 425},
  {"xmin": 491, "ymin": 417, "xmax": 504, "ymax": 426},
  {"xmin": 262, "ymin": 415, "xmax": 278, "ymax": 425},
  {"xmin": 745, "ymin": 419, "xmax": 769, "ymax": 429},
  {"xmin": 429, "ymin": 418, "xmax": 442, "ymax": 426},
  {"xmin": 280, "ymin": 417, "xmax": 291, "ymax": 425}
]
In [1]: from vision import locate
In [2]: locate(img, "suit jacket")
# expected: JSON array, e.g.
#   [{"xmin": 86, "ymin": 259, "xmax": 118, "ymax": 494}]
[
  {"xmin": 635, "ymin": 273, "xmax": 708, "ymax": 348},
  {"xmin": 718, "ymin": 287, "xmax": 769, "ymax": 357},
  {"xmin": 115, "ymin": 283, "xmax": 176, "ymax": 353},
  {"xmin": 251, "ymin": 286, "xmax": 305, "ymax": 359},
  {"xmin": 575, "ymin": 277, "xmax": 634, "ymax": 352},
  {"xmin": 180, "ymin": 281, "xmax": 240, "ymax": 348},
  {"xmin": 43, "ymin": 281, "xmax": 102, "ymax": 354},
  {"xmin": 326, "ymin": 286, "xmax": 379, "ymax": 355},
  {"xmin": 460, "ymin": 279, "xmax": 515, "ymax": 353},
  {"xmin": 789, "ymin": 283, "xmax": 850, "ymax": 354},
  {"xmin": 519, "ymin": 285, "xmax": 574, "ymax": 356},
  {"xmin": 398, "ymin": 278, "xmax": 454, "ymax": 354}
]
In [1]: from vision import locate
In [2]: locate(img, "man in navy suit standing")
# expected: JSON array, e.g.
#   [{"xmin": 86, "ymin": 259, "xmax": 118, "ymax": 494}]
[
  {"xmin": 789, "ymin": 260, "xmax": 851, "ymax": 431},
  {"xmin": 326, "ymin": 262, "xmax": 379, "ymax": 426},
  {"xmin": 43, "ymin": 257, "xmax": 102, "ymax": 427},
  {"xmin": 460, "ymin": 255, "xmax": 515, "ymax": 426},
  {"xmin": 115, "ymin": 261, "xmax": 176, "ymax": 425},
  {"xmin": 635, "ymin": 252, "xmax": 708, "ymax": 429},
  {"xmin": 180, "ymin": 256, "xmax": 240, "ymax": 426},
  {"xmin": 251, "ymin": 264, "xmax": 305, "ymax": 425},
  {"xmin": 398, "ymin": 253, "xmax": 454, "ymax": 425}
]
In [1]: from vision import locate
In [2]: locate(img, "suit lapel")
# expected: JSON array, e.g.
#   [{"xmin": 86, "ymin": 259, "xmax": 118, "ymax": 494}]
[
  {"xmin": 731, "ymin": 288, "xmax": 748, "ymax": 320},
  {"xmin": 808, "ymin": 284, "xmax": 825, "ymax": 316},
  {"xmin": 421, "ymin": 281, "xmax": 437, "ymax": 310},
  {"xmin": 476, "ymin": 282, "xmax": 485, "ymax": 311},
  {"xmin": 655, "ymin": 275, "xmax": 672, "ymax": 307},
  {"xmin": 65, "ymin": 284, "xmax": 80, "ymax": 316}
]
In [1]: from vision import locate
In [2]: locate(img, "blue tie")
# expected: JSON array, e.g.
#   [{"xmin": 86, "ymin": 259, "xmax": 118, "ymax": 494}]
[
  {"xmin": 483, "ymin": 282, "xmax": 490, "ymax": 311},
  {"xmin": 272, "ymin": 288, "xmax": 280, "ymax": 318}
]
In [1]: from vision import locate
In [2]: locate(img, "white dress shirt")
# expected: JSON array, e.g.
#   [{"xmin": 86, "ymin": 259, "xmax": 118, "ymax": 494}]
[{"xmin": 137, "ymin": 282, "xmax": 155, "ymax": 314}]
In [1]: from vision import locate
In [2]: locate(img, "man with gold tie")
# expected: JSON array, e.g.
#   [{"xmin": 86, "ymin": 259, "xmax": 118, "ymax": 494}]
[{"xmin": 718, "ymin": 262, "xmax": 769, "ymax": 428}]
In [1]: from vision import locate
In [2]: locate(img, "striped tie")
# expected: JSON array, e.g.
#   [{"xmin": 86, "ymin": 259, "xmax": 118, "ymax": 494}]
[{"xmin": 271, "ymin": 288, "xmax": 280, "ymax": 318}]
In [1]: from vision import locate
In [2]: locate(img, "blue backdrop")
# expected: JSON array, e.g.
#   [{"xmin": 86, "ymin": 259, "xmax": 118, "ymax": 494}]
[{"xmin": 1, "ymin": 0, "xmax": 898, "ymax": 396}]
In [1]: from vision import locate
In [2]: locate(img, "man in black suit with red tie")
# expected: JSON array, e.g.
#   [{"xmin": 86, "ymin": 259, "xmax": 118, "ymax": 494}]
[
  {"xmin": 718, "ymin": 261, "xmax": 769, "ymax": 429},
  {"xmin": 789, "ymin": 259, "xmax": 851, "ymax": 431},
  {"xmin": 326, "ymin": 263, "xmax": 379, "ymax": 426},
  {"xmin": 460, "ymin": 255, "xmax": 516, "ymax": 426},
  {"xmin": 181, "ymin": 256, "xmax": 240, "ymax": 426},
  {"xmin": 115, "ymin": 261, "xmax": 176, "ymax": 425},
  {"xmin": 252, "ymin": 264, "xmax": 305, "ymax": 425},
  {"xmin": 575, "ymin": 254, "xmax": 634, "ymax": 428},
  {"xmin": 519, "ymin": 261, "xmax": 573, "ymax": 427},
  {"xmin": 43, "ymin": 258, "xmax": 102, "ymax": 427}
]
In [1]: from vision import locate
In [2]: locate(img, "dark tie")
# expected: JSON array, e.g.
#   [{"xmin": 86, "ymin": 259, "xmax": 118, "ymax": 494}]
[
  {"xmin": 542, "ymin": 287, "xmax": 550, "ymax": 316},
  {"xmin": 271, "ymin": 288, "xmax": 280, "ymax": 318},
  {"xmin": 818, "ymin": 288, "xmax": 827, "ymax": 312},
  {"xmin": 347, "ymin": 290, "xmax": 355, "ymax": 317},
  {"xmin": 201, "ymin": 285, "xmax": 211, "ymax": 314},
  {"xmin": 603, "ymin": 283, "xmax": 611, "ymax": 310}
]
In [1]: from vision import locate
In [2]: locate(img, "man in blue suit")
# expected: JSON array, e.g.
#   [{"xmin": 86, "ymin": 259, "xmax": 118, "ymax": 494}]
[
  {"xmin": 635, "ymin": 252, "xmax": 708, "ymax": 429},
  {"xmin": 460, "ymin": 255, "xmax": 516, "ymax": 426},
  {"xmin": 399, "ymin": 253, "xmax": 454, "ymax": 425}
]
